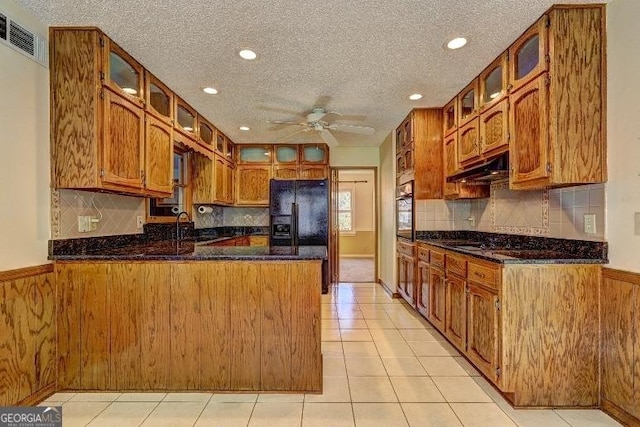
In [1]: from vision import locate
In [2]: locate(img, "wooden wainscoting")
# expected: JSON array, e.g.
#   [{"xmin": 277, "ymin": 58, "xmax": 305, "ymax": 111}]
[
  {"xmin": 601, "ymin": 268, "xmax": 640, "ymax": 426},
  {"xmin": 0, "ymin": 264, "xmax": 56, "ymax": 406}
]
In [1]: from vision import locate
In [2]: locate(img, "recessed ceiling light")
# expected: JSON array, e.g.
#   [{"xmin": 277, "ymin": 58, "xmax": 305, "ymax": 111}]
[
  {"xmin": 409, "ymin": 93, "xmax": 423, "ymax": 101},
  {"xmin": 203, "ymin": 87, "xmax": 218, "ymax": 95},
  {"xmin": 122, "ymin": 87, "xmax": 137, "ymax": 95},
  {"xmin": 239, "ymin": 126, "xmax": 250, "ymax": 131},
  {"xmin": 489, "ymin": 92, "xmax": 500, "ymax": 99},
  {"xmin": 239, "ymin": 49, "xmax": 257, "ymax": 60},
  {"xmin": 183, "ymin": 126, "xmax": 193, "ymax": 132},
  {"xmin": 447, "ymin": 37, "xmax": 467, "ymax": 50}
]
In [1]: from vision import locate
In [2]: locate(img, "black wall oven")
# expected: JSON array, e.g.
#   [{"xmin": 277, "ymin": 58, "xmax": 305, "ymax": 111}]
[{"xmin": 396, "ymin": 181, "xmax": 414, "ymax": 241}]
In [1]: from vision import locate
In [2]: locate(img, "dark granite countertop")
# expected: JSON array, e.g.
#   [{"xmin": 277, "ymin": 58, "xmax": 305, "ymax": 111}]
[
  {"xmin": 49, "ymin": 224, "xmax": 323, "ymax": 261},
  {"xmin": 51, "ymin": 240, "xmax": 327, "ymax": 261},
  {"xmin": 413, "ymin": 231, "xmax": 607, "ymax": 265}
]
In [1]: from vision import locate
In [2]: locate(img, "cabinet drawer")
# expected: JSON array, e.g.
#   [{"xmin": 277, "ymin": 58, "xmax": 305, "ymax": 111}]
[
  {"xmin": 418, "ymin": 247, "xmax": 429, "ymax": 263},
  {"xmin": 397, "ymin": 241, "xmax": 415, "ymax": 257},
  {"xmin": 430, "ymin": 249, "xmax": 445, "ymax": 269},
  {"xmin": 468, "ymin": 262, "xmax": 499, "ymax": 289},
  {"xmin": 446, "ymin": 253, "xmax": 467, "ymax": 276}
]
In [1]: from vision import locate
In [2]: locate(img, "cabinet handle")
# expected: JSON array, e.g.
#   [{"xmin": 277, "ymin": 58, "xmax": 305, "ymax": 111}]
[{"xmin": 474, "ymin": 271, "xmax": 486, "ymax": 279}]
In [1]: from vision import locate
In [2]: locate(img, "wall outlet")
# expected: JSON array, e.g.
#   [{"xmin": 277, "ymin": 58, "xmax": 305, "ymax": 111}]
[
  {"xmin": 89, "ymin": 216, "xmax": 98, "ymax": 231},
  {"xmin": 583, "ymin": 213, "xmax": 596, "ymax": 234},
  {"xmin": 136, "ymin": 216, "xmax": 145, "ymax": 230},
  {"xmin": 78, "ymin": 215, "xmax": 91, "ymax": 232}
]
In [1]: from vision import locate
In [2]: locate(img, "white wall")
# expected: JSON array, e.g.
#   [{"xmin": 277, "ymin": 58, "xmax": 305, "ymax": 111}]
[
  {"xmin": 0, "ymin": 0, "xmax": 50, "ymax": 271},
  {"xmin": 330, "ymin": 146, "xmax": 379, "ymax": 167},
  {"xmin": 606, "ymin": 0, "xmax": 640, "ymax": 273},
  {"xmin": 378, "ymin": 133, "xmax": 395, "ymax": 290}
]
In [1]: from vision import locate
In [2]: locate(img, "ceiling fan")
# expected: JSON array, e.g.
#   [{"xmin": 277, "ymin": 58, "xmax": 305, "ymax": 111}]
[{"xmin": 267, "ymin": 107, "xmax": 375, "ymax": 147}]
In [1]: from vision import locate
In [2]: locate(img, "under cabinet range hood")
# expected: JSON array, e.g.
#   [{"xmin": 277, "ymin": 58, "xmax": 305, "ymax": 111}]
[{"xmin": 446, "ymin": 152, "xmax": 510, "ymax": 183}]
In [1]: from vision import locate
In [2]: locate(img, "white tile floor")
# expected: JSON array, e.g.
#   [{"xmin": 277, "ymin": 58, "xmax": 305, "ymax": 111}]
[{"xmin": 39, "ymin": 283, "xmax": 621, "ymax": 427}]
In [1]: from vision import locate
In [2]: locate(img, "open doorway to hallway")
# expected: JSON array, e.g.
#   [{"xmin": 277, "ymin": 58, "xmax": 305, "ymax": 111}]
[{"xmin": 336, "ymin": 169, "xmax": 377, "ymax": 283}]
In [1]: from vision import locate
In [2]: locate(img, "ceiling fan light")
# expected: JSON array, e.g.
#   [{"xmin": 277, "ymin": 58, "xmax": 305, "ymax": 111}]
[
  {"xmin": 408, "ymin": 93, "xmax": 423, "ymax": 100},
  {"xmin": 447, "ymin": 37, "xmax": 467, "ymax": 50},
  {"xmin": 203, "ymin": 87, "xmax": 218, "ymax": 94},
  {"xmin": 239, "ymin": 126, "xmax": 250, "ymax": 131},
  {"xmin": 239, "ymin": 49, "xmax": 257, "ymax": 60}
]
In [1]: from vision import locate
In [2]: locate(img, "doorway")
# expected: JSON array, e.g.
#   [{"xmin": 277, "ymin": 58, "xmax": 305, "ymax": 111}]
[{"xmin": 333, "ymin": 168, "xmax": 377, "ymax": 283}]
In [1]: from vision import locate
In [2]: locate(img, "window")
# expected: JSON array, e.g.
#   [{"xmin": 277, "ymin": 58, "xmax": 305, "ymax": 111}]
[{"xmin": 338, "ymin": 189, "xmax": 354, "ymax": 233}]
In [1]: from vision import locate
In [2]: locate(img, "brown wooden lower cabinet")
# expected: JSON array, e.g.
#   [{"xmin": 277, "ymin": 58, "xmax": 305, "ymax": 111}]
[
  {"xmin": 427, "ymin": 266, "xmax": 446, "ymax": 331},
  {"xmin": 414, "ymin": 244, "xmax": 601, "ymax": 407},
  {"xmin": 600, "ymin": 268, "xmax": 640, "ymax": 425},
  {"xmin": 444, "ymin": 273, "xmax": 467, "ymax": 350},
  {"xmin": 0, "ymin": 265, "xmax": 56, "ymax": 406},
  {"xmin": 55, "ymin": 260, "xmax": 322, "ymax": 392}
]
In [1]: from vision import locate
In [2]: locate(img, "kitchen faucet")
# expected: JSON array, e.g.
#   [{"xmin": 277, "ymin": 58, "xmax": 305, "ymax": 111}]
[{"xmin": 175, "ymin": 211, "xmax": 191, "ymax": 242}]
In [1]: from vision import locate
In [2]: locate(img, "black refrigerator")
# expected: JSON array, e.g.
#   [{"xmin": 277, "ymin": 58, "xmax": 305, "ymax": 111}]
[{"xmin": 269, "ymin": 179, "xmax": 329, "ymax": 292}]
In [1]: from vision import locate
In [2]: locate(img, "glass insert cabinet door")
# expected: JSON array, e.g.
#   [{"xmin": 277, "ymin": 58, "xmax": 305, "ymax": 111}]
[
  {"xmin": 458, "ymin": 79, "xmax": 478, "ymax": 126},
  {"xmin": 508, "ymin": 16, "xmax": 548, "ymax": 92},
  {"xmin": 145, "ymin": 72, "xmax": 173, "ymax": 123},
  {"xmin": 275, "ymin": 146, "xmax": 299, "ymax": 163},
  {"xmin": 238, "ymin": 146, "xmax": 272, "ymax": 163},
  {"xmin": 483, "ymin": 66, "xmax": 503, "ymax": 103},
  {"xmin": 175, "ymin": 99, "xmax": 197, "ymax": 136},
  {"xmin": 199, "ymin": 119, "xmax": 214, "ymax": 147},
  {"xmin": 443, "ymin": 99, "xmax": 457, "ymax": 135},
  {"xmin": 302, "ymin": 145, "xmax": 327, "ymax": 164},
  {"xmin": 105, "ymin": 40, "xmax": 143, "ymax": 102}
]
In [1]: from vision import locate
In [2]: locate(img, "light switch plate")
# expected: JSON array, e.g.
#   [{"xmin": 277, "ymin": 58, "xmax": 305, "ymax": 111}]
[
  {"xmin": 635, "ymin": 212, "xmax": 640, "ymax": 236},
  {"xmin": 136, "ymin": 216, "xmax": 145, "ymax": 229},
  {"xmin": 584, "ymin": 213, "xmax": 596, "ymax": 234}
]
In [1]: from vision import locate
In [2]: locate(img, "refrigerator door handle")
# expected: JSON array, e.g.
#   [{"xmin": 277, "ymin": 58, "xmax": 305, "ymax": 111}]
[{"xmin": 291, "ymin": 202, "xmax": 297, "ymax": 247}]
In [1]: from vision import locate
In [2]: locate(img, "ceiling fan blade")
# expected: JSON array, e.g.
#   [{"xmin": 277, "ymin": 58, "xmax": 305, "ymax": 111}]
[
  {"xmin": 306, "ymin": 109, "xmax": 327, "ymax": 122},
  {"xmin": 328, "ymin": 123, "xmax": 375, "ymax": 135},
  {"xmin": 319, "ymin": 129, "xmax": 339, "ymax": 147},
  {"xmin": 267, "ymin": 120, "xmax": 305, "ymax": 126},
  {"xmin": 277, "ymin": 127, "xmax": 311, "ymax": 142}
]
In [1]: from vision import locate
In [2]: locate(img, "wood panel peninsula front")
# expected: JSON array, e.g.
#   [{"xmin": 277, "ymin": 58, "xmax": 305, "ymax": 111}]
[{"xmin": 52, "ymin": 245, "xmax": 324, "ymax": 393}]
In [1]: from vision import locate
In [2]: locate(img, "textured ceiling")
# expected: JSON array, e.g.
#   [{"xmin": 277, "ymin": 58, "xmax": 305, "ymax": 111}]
[{"xmin": 18, "ymin": 0, "xmax": 605, "ymax": 147}]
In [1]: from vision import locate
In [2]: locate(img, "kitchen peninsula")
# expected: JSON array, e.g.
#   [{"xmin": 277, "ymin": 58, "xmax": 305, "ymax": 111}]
[{"xmin": 50, "ymin": 237, "xmax": 325, "ymax": 393}]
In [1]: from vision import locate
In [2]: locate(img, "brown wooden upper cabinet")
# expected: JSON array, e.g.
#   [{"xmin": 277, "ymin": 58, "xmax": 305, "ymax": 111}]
[
  {"xmin": 508, "ymin": 17, "xmax": 548, "ymax": 94},
  {"xmin": 457, "ymin": 81, "xmax": 482, "ymax": 165},
  {"xmin": 443, "ymin": 98, "xmax": 458, "ymax": 137},
  {"xmin": 508, "ymin": 6, "xmax": 606, "ymax": 189},
  {"xmin": 198, "ymin": 116, "xmax": 215, "ymax": 152},
  {"xmin": 145, "ymin": 72, "xmax": 173, "ymax": 125},
  {"xmin": 273, "ymin": 145, "xmax": 299, "ymax": 180},
  {"xmin": 174, "ymin": 96, "xmax": 198, "ymax": 141},
  {"xmin": 50, "ymin": 28, "xmax": 171, "ymax": 197},
  {"xmin": 103, "ymin": 38, "xmax": 144, "ymax": 106},
  {"xmin": 478, "ymin": 52, "xmax": 509, "ymax": 159}
]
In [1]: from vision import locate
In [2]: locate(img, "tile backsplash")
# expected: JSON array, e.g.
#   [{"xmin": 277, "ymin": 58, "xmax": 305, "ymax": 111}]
[
  {"xmin": 194, "ymin": 205, "xmax": 269, "ymax": 228},
  {"xmin": 51, "ymin": 189, "xmax": 146, "ymax": 239},
  {"xmin": 416, "ymin": 182, "xmax": 606, "ymax": 241}
]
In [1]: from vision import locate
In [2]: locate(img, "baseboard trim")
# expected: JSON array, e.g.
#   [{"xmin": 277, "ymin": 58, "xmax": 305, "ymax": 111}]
[
  {"xmin": 602, "ymin": 398, "xmax": 640, "ymax": 426},
  {"xmin": 0, "ymin": 264, "xmax": 53, "ymax": 282},
  {"xmin": 378, "ymin": 278, "xmax": 401, "ymax": 299},
  {"xmin": 16, "ymin": 383, "xmax": 56, "ymax": 406}
]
